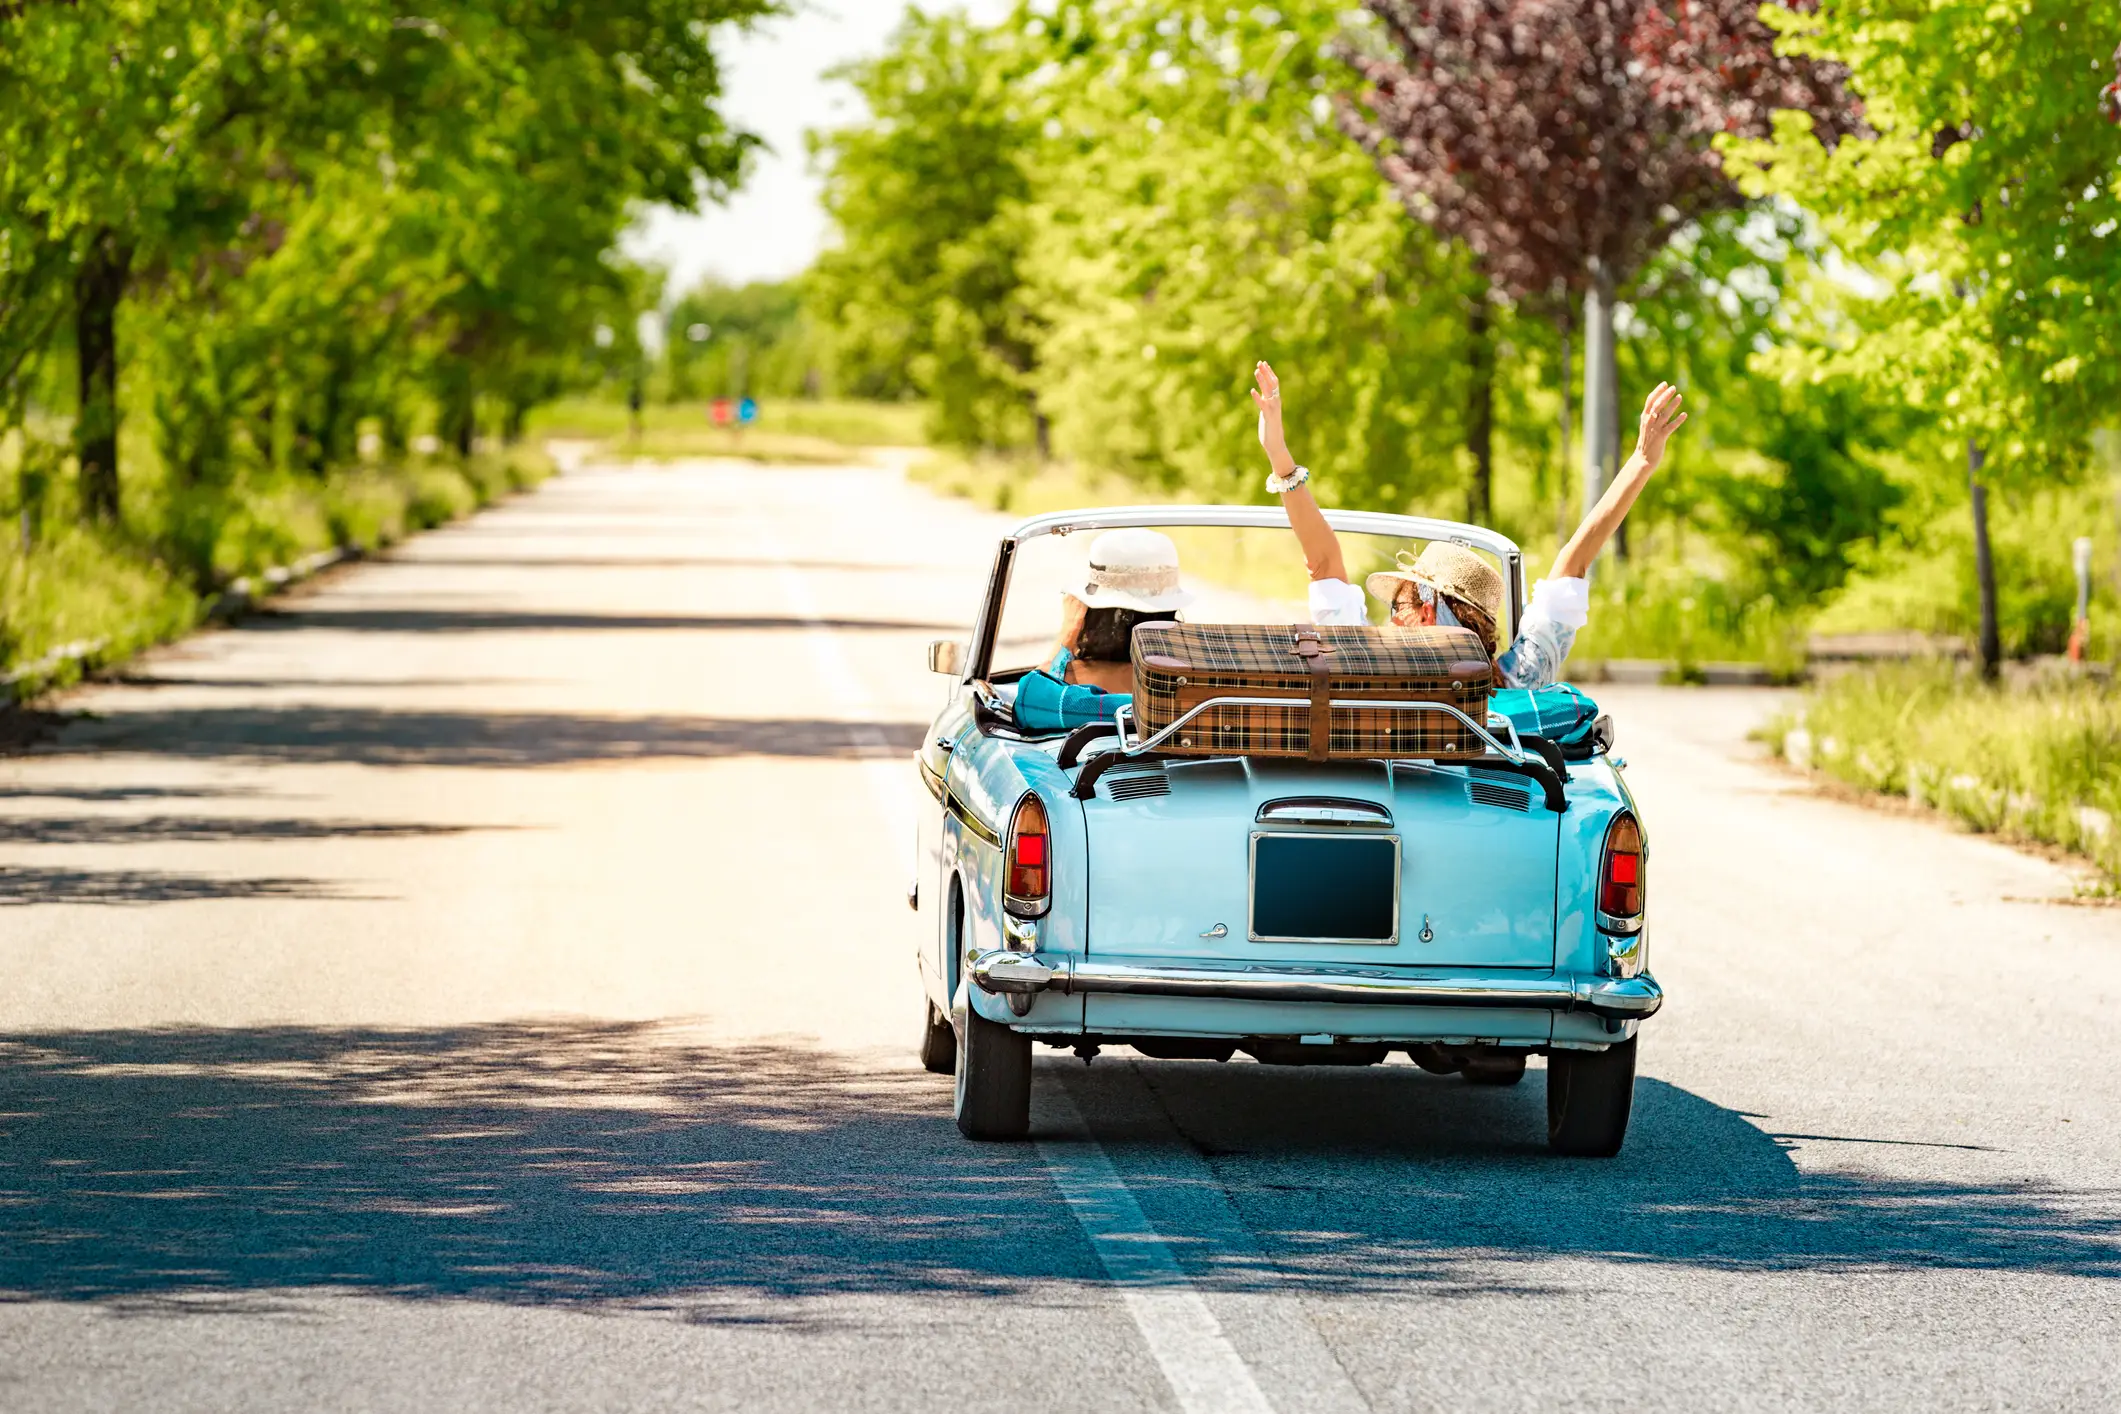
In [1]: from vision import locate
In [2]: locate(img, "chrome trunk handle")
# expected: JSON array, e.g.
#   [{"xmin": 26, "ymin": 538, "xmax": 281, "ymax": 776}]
[{"xmin": 1255, "ymin": 797, "xmax": 1395, "ymax": 829}]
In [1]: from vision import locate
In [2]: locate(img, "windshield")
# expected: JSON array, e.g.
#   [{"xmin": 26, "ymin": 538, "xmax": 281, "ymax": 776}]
[{"xmin": 986, "ymin": 522, "xmax": 1517, "ymax": 681}]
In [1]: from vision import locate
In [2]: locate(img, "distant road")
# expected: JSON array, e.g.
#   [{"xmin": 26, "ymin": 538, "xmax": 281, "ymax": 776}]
[{"xmin": 1, "ymin": 456, "xmax": 2114, "ymax": 1412}]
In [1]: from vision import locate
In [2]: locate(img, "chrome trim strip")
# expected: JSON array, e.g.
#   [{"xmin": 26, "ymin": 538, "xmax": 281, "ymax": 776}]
[
  {"xmin": 1595, "ymin": 910, "xmax": 1643, "ymax": 936},
  {"xmin": 917, "ymin": 755, "xmax": 1003, "ymax": 845},
  {"xmin": 968, "ymin": 952, "xmax": 1663, "ymax": 1020},
  {"xmin": 939, "ymin": 779, "xmax": 1002, "ymax": 847},
  {"xmin": 952, "ymin": 797, "xmax": 1002, "ymax": 848}
]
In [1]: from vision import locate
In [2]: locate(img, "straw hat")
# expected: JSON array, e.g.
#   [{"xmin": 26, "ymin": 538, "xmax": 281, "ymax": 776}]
[
  {"xmin": 1365, "ymin": 542, "xmax": 1505, "ymax": 634},
  {"xmin": 1079, "ymin": 528, "xmax": 1194, "ymax": 614}
]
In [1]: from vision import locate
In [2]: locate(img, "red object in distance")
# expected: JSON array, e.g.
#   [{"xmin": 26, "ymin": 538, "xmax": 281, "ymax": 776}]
[{"xmin": 709, "ymin": 398, "xmax": 734, "ymax": 426}]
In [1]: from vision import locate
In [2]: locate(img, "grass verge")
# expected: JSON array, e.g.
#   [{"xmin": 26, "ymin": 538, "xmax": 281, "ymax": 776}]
[
  {"xmin": 526, "ymin": 396, "xmax": 929, "ymax": 462},
  {"xmin": 1, "ymin": 446, "xmax": 551, "ymax": 697},
  {"xmin": 1765, "ymin": 661, "xmax": 2121, "ymax": 887}
]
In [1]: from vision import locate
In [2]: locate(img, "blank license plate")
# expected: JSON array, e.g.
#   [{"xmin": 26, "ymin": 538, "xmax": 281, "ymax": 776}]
[{"xmin": 1249, "ymin": 833, "xmax": 1400, "ymax": 943}]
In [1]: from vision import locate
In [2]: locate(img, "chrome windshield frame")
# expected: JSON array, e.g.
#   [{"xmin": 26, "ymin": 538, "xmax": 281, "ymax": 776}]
[{"xmin": 963, "ymin": 504, "xmax": 1527, "ymax": 683}]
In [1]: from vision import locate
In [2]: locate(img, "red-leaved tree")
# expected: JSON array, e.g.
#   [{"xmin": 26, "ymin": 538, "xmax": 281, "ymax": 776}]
[{"xmin": 1337, "ymin": 0, "xmax": 1857, "ymax": 538}]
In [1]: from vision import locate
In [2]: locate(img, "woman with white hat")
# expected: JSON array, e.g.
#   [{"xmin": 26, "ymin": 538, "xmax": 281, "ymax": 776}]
[
  {"xmin": 1014, "ymin": 528, "xmax": 1194, "ymax": 730},
  {"xmin": 1249, "ymin": 359, "xmax": 1688, "ymax": 690}
]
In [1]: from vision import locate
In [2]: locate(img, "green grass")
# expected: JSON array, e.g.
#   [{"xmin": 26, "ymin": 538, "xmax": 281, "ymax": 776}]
[
  {"xmin": 1768, "ymin": 661, "xmax": 2121, "ymax": 885},
  {"xmin": 526, "ymin": 396, "xmax": 930, "ymax": 450},
  {"xmin": 0, "ymin": 442, "xmax": 551, "ymax": 694},
  {"xmin": 1570, "ymin": 560, "xmax": 1809, "ymax": 677}
]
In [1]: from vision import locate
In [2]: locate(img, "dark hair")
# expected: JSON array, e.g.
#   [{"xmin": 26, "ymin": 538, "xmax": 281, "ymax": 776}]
[{"xmin": 1075, "ymin": 606, "xmax": 1175, "ymax": 662}]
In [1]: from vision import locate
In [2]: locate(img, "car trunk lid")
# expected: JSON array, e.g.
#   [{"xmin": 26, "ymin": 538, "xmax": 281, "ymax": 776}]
[{"xmin": 1081, "ymin": 756, "xmax": 1557, "ymax": 968}]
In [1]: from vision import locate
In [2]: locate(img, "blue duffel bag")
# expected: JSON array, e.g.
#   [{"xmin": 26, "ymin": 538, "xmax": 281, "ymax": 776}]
[
  {"xmin": 1014, "ymin": 667, "xmax": 1127, "ymax": 733},
  {"xmin": 1488, "ymin": 682, "xmax": 1605, "ymax": 756}
]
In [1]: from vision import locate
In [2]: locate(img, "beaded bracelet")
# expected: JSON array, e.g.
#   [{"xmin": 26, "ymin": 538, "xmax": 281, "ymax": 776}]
[{"xmin": 1266, "ymin": 464, "xmax": 1310, "ymax": 495}]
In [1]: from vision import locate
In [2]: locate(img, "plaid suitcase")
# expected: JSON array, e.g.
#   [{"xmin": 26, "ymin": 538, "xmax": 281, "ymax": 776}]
[{"xmin": 1130, "ymin": 622, "xmax": 1495, "ymax": 762}]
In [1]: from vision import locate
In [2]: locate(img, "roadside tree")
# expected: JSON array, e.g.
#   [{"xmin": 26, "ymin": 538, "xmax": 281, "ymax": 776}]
[
  {"xmin": 1017, "ymin": 0, "xmax": 1471, "ymax": 514},
  {"xmin": 809, "ymin": 12, "xmax": 1046, "ymax": 450},
  {"xmin": 1334, "ymin": 0, "xmax": 1856, "ymax": 538},
  {"xmin": 1722, "ymin": 0, "xmax": 2121, "ymax": 673}
]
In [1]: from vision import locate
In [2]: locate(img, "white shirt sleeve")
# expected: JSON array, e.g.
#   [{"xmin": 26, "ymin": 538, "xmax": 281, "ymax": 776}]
[
  {"xmin": 1523, "ymin": 576, "xmax": 1589, "ymax": 631},
  {"xmin": 1307, "ymin": 577, "xmax": 1371, "ymax": 626},
  {"xmin": 1496, "ymin": 576, "xmax": 1589, "ymax": 690}
]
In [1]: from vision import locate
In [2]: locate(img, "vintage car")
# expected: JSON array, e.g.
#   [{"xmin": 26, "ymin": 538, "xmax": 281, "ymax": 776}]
[{"xmin": 911, "ymin": 506, "xmax": 1658, "ymax": 1156}]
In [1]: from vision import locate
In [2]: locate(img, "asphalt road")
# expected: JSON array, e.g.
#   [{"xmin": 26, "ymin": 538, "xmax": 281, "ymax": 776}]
[{"xmin": 1, "ymin": 456, "xmax": 2116, "ymax": 1413}]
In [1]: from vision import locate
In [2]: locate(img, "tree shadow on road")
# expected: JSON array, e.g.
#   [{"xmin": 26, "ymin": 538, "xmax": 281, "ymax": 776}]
[
  {"xmin": 42, "ymin": 708, "xmax": 925, "ymax": 768},
  {"xmin": 0, "ymin": 867, "xmax": 352, "ymax": 905},
  {"xmin": 0, "ymin": 816, "xmax": 493, "ymax": 846},
  {"xmin": 1082, "ymin": 1058, "xmax": 2121, "ymax": 1291},
  {"xmin": 243, "ymin": 608, "xmax": 953, "ymax": 635},
  {"xmin": 0, "ymin": 1025, "xmax": 2112, "ymax": 1318},
  {"xmin": 382, "ymin": 556, "xmax": 935, "ymax": 573}
]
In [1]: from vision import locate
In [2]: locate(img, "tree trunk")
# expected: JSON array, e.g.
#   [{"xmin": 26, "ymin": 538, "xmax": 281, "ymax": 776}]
[
  {"xmin": 1556, "ymin": 322, "xmax": 1572, "ymax": 552},
  {"xmin": 1465, "ymin": 290, "xmax": 1494, "ymax": 525},
  {"xmin": 436, "ymin": 362, "xmax": 475, "ymax": 458},
  {"xmin": 1969, "ymin": 440, "xmax": 2001, "ymax": 678},
  {"xmin": 1579, "ymin": 263, "xmax": 1618, "ymax": 575},
  {"xmin": 74, "ymin": 231, "xmax": 132, "ymax": 522}
]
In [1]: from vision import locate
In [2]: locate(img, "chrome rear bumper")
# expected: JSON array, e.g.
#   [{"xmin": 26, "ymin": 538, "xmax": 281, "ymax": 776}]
[{"xmin": 972, "ymin": 951, "xmax": 1662, "ymax": 1020}]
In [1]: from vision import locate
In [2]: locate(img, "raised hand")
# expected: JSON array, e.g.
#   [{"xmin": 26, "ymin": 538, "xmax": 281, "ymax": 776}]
[
  {"xmin": 1635, "ymin": 382, "xmax": 1688, "ymax": 468},
  {"xmin": 1250, "ymin": 360, "xmax": 1288, "ymax": 459}
]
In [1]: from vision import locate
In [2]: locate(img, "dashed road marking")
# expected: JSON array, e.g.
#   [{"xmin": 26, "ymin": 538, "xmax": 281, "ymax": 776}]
[
  {"xmin": 1039, "ymin": 1083, "xmax": 1279, "ymax": 1414},
  {"xmin": 755, "ymin": 518, "xmax": 915, "ymax": 850}
]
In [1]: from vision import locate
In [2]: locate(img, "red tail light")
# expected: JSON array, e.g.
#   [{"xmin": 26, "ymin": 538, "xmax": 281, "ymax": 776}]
[
  {"xmin": 1004, "ymin": 793, "xmax": 1051, "ymax": 917},
  {"xmin": 1599, "ymin": 813, "xmax": 1644, "ymax": 921}
]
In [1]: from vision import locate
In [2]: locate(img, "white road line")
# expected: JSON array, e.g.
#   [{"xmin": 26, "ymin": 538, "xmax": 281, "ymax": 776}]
[
  {"xmin": 753, "ymin": 518, "xmax": 915, "ymax": 851},
  {"xmin": 758, "ymin": 481, "xmax": 1277, "ymax": 1414},
  {"xmin": 1040, "ymin": 1085, "xmax": 1278, "ymax": 1414}
]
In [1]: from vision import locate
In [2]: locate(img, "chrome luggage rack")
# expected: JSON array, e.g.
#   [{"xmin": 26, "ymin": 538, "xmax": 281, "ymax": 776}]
[
  {"xmin": 1118, "ymin": 696, "xmax": 1525, "ymax": 759},
  {"xmin": 1067, "ymin": 697, "xmax": 1566, "ymax": 811}
]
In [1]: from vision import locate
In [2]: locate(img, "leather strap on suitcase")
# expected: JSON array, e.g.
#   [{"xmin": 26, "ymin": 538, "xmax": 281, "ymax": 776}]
[{"xmin": 1289, "ymin": 627, "xmax": 1333, "ymax": 762}]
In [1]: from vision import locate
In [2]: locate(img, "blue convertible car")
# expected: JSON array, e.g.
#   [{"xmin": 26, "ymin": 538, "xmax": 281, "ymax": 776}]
[{"xmin": 912, "ymin": 507, "xmax": 1659, "ymax": 1155}]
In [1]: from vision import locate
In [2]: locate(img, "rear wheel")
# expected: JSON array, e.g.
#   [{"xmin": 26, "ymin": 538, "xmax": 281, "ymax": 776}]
[
  {"xmin": 1546, "ymin": 1037, "xmax": 1637, "ymax": 1156},
  {"xmin": 954, "ymin": 1008, "xmax": 1031, "ymax": 1140},
  {"xmin": 918, "ymin": 998, "xmax": 956, "ymax": 1075},
  {"xmin": 1463, "ymin": 1053, "xmax": 1527, "ymax": 1086}
]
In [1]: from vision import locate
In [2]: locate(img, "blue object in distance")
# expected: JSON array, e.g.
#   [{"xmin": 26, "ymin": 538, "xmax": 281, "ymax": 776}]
[{"xmin": 737, "ymin": 397, "xmax": 759, "ymax": 424}]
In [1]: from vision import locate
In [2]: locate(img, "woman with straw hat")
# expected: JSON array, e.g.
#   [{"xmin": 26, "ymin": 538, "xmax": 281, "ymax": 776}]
[
  {"xmin": 1249, "ymin": 359, "xmax": 1688, "ymax": 690},
  {"xmin": 1014, "ymin": 528, "xmax": 1195, "ymax": 730}
]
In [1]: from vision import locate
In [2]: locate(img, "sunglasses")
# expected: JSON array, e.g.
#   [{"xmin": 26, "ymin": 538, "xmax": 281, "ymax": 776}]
[{"xmin": 1395, "ymin": 581, "xmax": 1461, "ymax": 628}]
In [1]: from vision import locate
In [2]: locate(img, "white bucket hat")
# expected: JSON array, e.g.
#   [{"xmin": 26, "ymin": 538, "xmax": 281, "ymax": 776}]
[{"xmin": 1079, "ymin": 528, "xmax": 1194, "ymax": 614}]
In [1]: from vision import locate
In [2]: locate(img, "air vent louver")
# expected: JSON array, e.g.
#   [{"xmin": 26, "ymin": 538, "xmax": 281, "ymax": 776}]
[
  {"xmin": 1466, "ymin": 779, "xmax": 1532, "ymax": 812},
  {"xmin": 1101, "ymin": 760, "xmax": 1172, "ymax": 801}
]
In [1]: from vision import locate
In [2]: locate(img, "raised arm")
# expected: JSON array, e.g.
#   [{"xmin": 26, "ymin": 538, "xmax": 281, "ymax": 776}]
[
  {"xmin": 1253, "ymin": 361, "xmax": 1347, "ymax": 584},
  {"xmin": 1553, "ymin": 382, "xmax": 1688, "ymax": 580}
]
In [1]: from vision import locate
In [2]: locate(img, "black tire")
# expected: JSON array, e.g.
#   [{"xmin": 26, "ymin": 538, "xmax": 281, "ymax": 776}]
[
  {"xmin": 954, "ymin": 1008, "xmax": 1032, "ymax": 1140},
  {"xmin": 1546, "ymin": 1036, "xmax": 1637, "ymax": 1157},
  {"xmin": 918, "ymin": 998, "xmax": 956, "ymax": 1075},
  {"xmin": 1463, "ymin": 1054, "xmax": 1527, "ymax": 1086}
]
